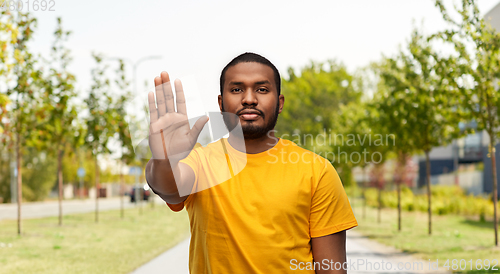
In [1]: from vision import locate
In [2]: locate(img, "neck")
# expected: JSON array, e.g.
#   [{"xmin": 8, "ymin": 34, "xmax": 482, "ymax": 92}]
[{"xmin": 227, "ymin": 131, "xmax": 279, "ymax": 154}]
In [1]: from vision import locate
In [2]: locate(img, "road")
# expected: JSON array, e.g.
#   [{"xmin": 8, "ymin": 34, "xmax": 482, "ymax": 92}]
[
  {"xmin": 0, "ymin": 196, "xmax": 164, "ymax": 221},
  {"xmin": 131, "ymin": 229, "xmax": 451, "ymax": 274}
]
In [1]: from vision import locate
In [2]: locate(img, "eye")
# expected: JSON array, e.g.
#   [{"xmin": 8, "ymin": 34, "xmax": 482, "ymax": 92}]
[
  {"xmin": 257, "ymin": 88, "xmax": 269, "ymax": 93},
  {"xmin": 231, "ymin": 88, "xmax": 242, "ymax": 93}
]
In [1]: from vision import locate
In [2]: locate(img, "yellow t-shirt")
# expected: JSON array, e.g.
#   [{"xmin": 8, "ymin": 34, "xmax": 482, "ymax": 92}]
[{"xmin": 167, "ymin": 138, "xmax": 357, "ymax": 274}]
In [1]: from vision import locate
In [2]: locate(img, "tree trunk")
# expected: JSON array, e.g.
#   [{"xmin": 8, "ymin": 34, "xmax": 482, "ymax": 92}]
[
  {"xmin": 490, "ymin": 138, "xmax": 498, "ymax": 246},
  {"xmin": 120, "ymin": 160, "xmax": 124, "ymax": 219},
  {"xmin": 397, "ymin": 181, "xmax": 401, "ymax": 232},
  {"xmin": 425, "ymin": 150, "xmax": 432, "ymax": 235},
  {"xmin": 16, "ymin": 132, "xmax": 22, "ymax": 236},
  {"xmin": 397, "ymin": 153, "xmax": 405, "ymax": 232},
  {"xmin": 57, "ymin": 148, "xmax": 64, "ymax": 226},
  {"xmin": 95, "ymin": 155, "xmax": 99, "ymax": 223},
  {"xmin": 377, "ymin": 185, "xmax": 382, "ymax": 224},
  {"xmin": 363, "ymin": 166, "xmax": 366, "ymax": 220}
]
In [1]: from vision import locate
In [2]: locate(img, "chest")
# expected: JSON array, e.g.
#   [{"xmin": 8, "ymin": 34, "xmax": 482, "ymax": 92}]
[{"xmin": 193, "ymin": 162, "xmax": 315, "ymax": 226}]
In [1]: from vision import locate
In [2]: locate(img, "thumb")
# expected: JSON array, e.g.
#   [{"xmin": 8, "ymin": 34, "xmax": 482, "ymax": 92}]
[{"xmin": 189, "ymin": 116, "xmax": 209, "ymax": 142}]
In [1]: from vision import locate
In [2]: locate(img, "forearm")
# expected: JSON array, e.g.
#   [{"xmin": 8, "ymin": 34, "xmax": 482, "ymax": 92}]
[{"xmin": 145, "ymin": 158, "xmax": 184, "ymax": 204}]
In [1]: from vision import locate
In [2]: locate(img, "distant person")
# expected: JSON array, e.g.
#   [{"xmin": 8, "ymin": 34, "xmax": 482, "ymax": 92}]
[{"xmin": 146, "ymin": 52, "xmax": 357, "ymax": 273}]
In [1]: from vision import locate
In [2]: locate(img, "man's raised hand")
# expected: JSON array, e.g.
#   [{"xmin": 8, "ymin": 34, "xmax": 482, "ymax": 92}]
[{"xmin": 148, "ymin": 71, "xmax": 208, "ymax": 163}]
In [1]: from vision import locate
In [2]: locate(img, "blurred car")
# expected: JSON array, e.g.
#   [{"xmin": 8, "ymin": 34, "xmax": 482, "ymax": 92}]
[{"xmin": 130, "ymin": 184, "xmax": 151, "ymax": 203}]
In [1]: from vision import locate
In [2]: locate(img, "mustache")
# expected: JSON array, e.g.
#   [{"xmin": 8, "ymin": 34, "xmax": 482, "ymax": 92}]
[{"xmin": 236, "ymin": 107, "xmax": 264, "ymax": 116}]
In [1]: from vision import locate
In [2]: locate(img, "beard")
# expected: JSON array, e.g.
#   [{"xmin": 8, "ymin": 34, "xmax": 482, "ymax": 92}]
[{"xmin": 221, "ymin": 101, "xmax": 280, "ymax": 140}]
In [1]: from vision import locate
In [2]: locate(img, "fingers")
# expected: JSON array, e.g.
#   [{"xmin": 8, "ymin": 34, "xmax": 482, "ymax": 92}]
[
  {"xmin": 148, "ymin": 92, "xmax": 158, "ymax": 123},
  {"xmin": 161, "ymin": 72, "xmax": 175, "ymax": 113},
  {"xmin": 155, "ymin": 72, "xmax": 189, "ymax": 116},
  {"xmin": 174, "ymin": 79, "xmax": 187, "ymax": 115},
  {"xmin": 154, "ymin": 76, "xmax": 166, "ymax": 117},
  {"xmin": 189, "ymin": 116, "xmax": 209, "ymax": 143}
]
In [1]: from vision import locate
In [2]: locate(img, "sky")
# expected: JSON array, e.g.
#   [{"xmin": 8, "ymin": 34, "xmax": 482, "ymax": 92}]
[{"xmin": 23, "ymin": 0, "xmax": 500, "ymax": 168}]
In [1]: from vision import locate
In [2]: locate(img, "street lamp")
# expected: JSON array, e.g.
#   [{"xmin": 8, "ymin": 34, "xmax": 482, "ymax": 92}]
[
  {"xmin": 107, "ymin": 55, "xmax": 163, "ymax": 94},
  {"xmin": 105, "ymin": 55, "xmax": 162, "ymax": 209}
]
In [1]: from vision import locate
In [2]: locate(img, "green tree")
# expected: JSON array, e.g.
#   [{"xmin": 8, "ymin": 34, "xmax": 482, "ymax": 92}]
[
  {"xmin": 349, "ymin": 100, "xmax": 395, "ymax": 221},
  {"xmin": 21, "ymin": 149, "xmax": 57, "ymax": 201},
  {"xmin": 0, "ymin": 95, "xmax": 9, "ymax": 135},
  {"xmin": 0, "ymin": 94, "xmax": 11, "ymax": 203},
  {"xmin": 2, "ymin": 11, "xmax": 46, "ymax": 235},
  {"xmin": 85, "ymin": 53, "xmax": 116, "ymax": 223},
  {"xmin": 276, "ymin": 60, "xmax": 363, "ymax": 185},
  {"xmin": 434, "ymin": 0, "xmax": 500, "ymax": 245},
  {"xmin": 70, "ymin": 114, "xmax": 88, "ymax": 197},
  {"xmin": 376, "ymin": 28, "xmax": 459, "ymax": 235},
  {"xmin": 40, "ymin": 17, "xmax": 78, "ymax": 226},
  {"xmin": 113, "ymin": 59, "xmax": 134, "ymax": 218},
  {"xmin": 0, "ymin": 7, "xmax": 18, "ymax": 204},
  {"xmin": 373, "ymin": 57, "xmax": 417, "ymax": 231},
  {"xmin": 334, "ymin": 102, "xmax": 372, "ymax": 210}
]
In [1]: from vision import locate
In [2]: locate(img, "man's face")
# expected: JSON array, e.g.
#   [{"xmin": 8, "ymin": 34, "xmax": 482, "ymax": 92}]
[{"xmin": 218, "ymin": 62, "xmax": 284, "ymax": 140}]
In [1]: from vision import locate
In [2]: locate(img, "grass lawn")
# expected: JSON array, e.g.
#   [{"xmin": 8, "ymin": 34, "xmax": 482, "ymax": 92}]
[
  {"xmin": 350, "ymin": 201, "xmax": 500, "ymax": 273},
  {"xmin": 0, "ymin": 205, "xmax": 190, "ymax": 274}
]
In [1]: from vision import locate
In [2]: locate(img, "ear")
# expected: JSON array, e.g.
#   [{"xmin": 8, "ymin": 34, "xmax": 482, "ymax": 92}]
[
  {"xmin": 278, "ymin": 94, "xmax": 284, "ymax": 114},
  {"xmin": 218, "ymin": 95, "xmax": 223, "ymax": 112}
]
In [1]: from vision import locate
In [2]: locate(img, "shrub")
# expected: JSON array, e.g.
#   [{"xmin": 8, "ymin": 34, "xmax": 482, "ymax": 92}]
[{"xmin": 362, "ymin": 185, "xmax": 497, "ymax": 218}]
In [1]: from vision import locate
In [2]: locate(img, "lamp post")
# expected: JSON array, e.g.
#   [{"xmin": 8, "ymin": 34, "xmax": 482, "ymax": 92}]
[
  {"xmin": 106, "ymin": 55, "xmax": 162, "ymax": 215},
  {"xmin": 107, "ymin": 55, "xmax": 162, "ymax": 95}
]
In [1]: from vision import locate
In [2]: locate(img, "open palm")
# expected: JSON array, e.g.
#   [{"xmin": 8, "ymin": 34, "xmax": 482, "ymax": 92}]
[{"xmin": 148, "ymin": 72, "xmax": 208, "ymax": 163}]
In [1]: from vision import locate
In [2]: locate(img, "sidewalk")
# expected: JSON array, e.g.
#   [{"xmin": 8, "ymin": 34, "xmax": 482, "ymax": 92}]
[
  {"xmin": 131, "ymin": 237, "xmax": 190, "ymax": 274},
  {"xmin": 0, "ymin": 196, "xmax": 165, "ymax": 221},
  {"xmin": 131, "ymin": 229, "xmax": 451, "ymax": 274}
]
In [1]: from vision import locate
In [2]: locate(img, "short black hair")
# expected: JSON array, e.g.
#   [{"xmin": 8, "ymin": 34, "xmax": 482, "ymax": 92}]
[{"xmin": 220, "ymin": 52, "xmax": 281, "ymax": 97}]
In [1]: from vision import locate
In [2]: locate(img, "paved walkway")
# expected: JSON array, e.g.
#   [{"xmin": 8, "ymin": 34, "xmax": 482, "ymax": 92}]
[
  {"xmin": 0, "ymin": 196, "xmax": 164, "ymax": 221},
  {"xmin": 131, "ymin": 237, "xmax": 190, "ymax": 274},
  {"xmin": 131, "ymin": 229, "xmax": 450, "ymax": 274}
]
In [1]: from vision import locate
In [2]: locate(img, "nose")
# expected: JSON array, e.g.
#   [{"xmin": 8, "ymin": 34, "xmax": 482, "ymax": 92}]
[{"xmin": 241, "ymin": 89, "xmax": 257, "ymax": 106}]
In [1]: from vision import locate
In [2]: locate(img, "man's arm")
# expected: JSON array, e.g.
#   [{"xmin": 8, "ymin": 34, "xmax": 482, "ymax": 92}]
[
  {"xmin": 146, "ymin": 71, "xmax": 207, "ymax": 205},
  {"xmin": 311, "ymin": 230, "xmax": 347, "ymax": 274},
  {"xmin": 145, "ymin": 158, "xmax": 195, "ymax": 205}
]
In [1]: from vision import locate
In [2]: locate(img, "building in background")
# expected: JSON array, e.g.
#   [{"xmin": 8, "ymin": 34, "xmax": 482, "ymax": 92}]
[{"xmin": 416, "ymin": 128, "xmax": 487, "ymax": 195}]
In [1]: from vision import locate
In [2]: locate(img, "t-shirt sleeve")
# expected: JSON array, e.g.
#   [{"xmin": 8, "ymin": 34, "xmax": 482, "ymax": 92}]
[
  {"xmin": 309, "ymin": 161, "xmax": 358, "ymax": 238},
  {"xmin": 165, "ymin": 143, "xmax": 202, "ymax": 212}
]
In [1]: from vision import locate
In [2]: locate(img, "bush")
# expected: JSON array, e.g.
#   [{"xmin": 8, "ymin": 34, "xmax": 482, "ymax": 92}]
[
  {"xmin": 362, "ymin": 185, "xmax": 497, "ymax": 218},
  {"xmin": 431, "ymin": 185, "xmax": 464, "ymax": 197}
]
